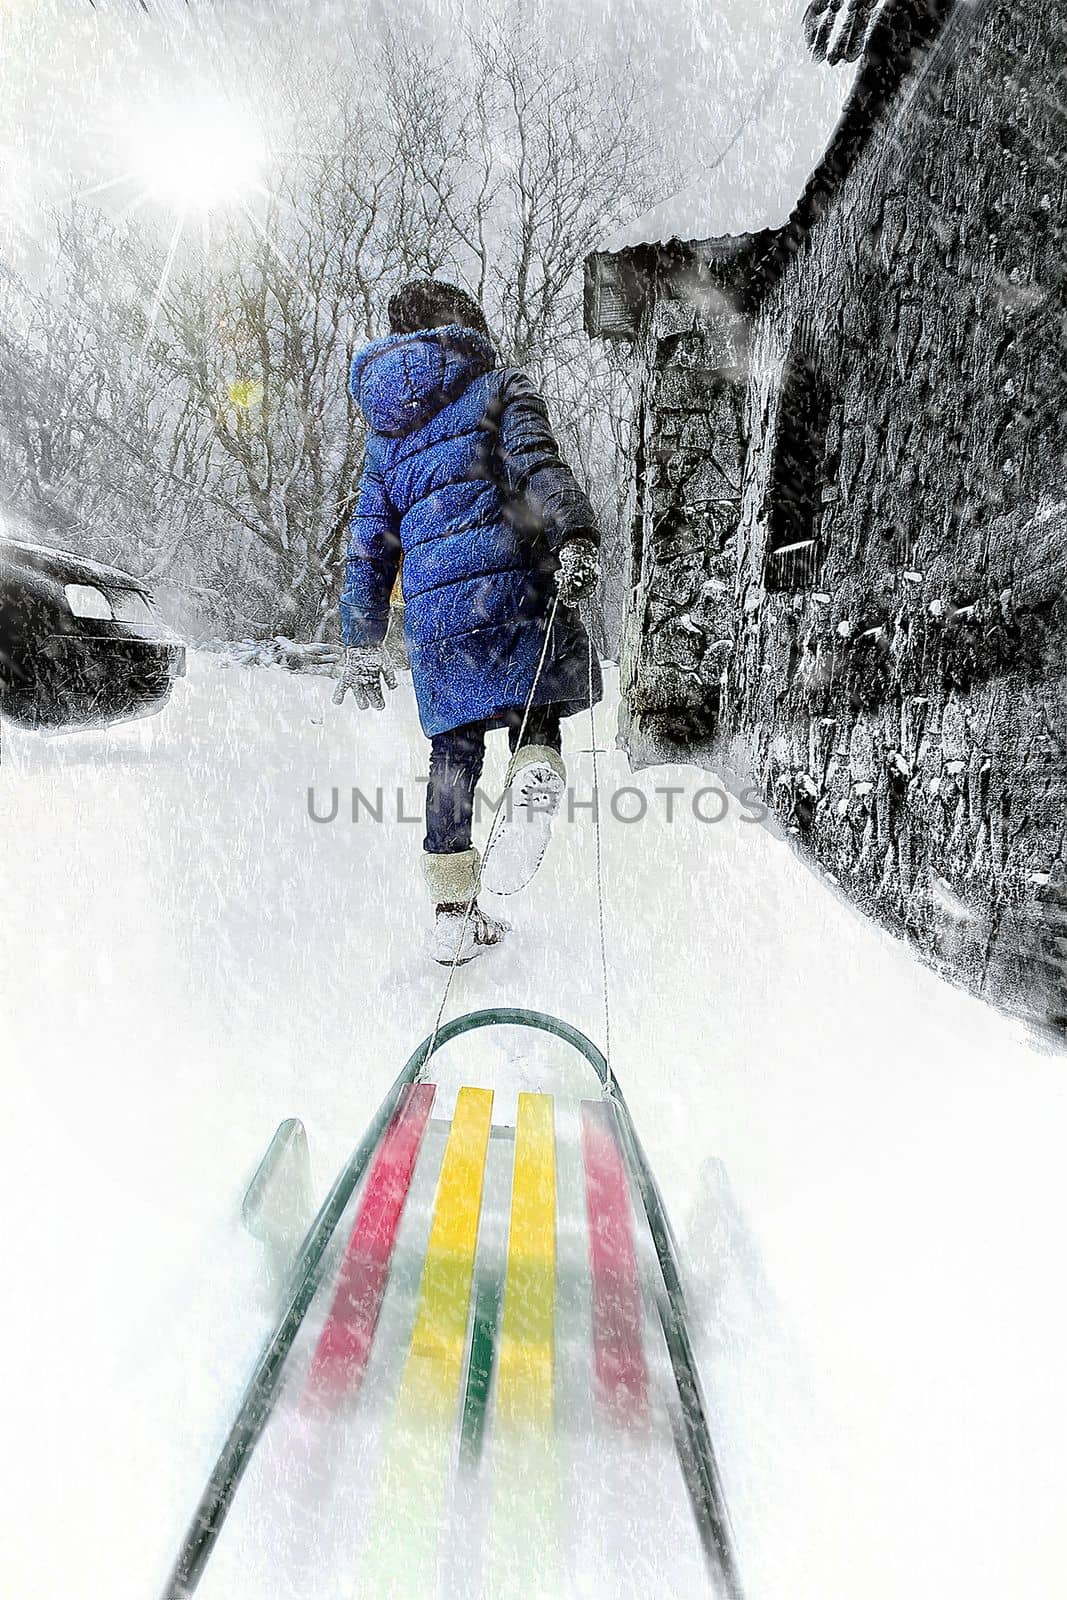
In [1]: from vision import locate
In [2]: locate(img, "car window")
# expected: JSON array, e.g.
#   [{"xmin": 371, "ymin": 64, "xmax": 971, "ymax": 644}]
[{"xmin": 64, "ymin": 583, "xmax": 113, "ymax": 620}]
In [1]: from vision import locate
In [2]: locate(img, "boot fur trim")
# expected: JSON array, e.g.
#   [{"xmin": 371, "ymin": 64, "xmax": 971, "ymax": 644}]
[
  {"xmin": 422, "ymin": 846, "xmax": 480, "ymax": 903},
  {"xmin": 508, "ymin": 743, "xmax": 566, "ymax": 786}
]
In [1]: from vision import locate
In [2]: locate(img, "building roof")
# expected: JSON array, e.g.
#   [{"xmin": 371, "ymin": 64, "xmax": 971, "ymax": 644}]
[
  {"xmin": 586, "ymin": 0, "xmax": 962, "ymax": 337},
  {"xmin": 773, "ymin": 0, "xmax": 960, "ymax": 271}
]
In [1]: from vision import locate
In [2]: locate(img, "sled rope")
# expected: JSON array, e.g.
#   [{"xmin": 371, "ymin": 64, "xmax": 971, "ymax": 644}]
[
  {"xmin": 586, "ymin": 619, "xmax": 612, "ymax": 1076},
  {"xmin": 424, "ymin": 592, "xmax": 563, "ymax": 1061}
]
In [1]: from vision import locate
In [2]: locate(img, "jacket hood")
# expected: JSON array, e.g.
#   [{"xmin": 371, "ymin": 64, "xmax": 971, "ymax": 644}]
[{"xmin": 350, "ymin": 325, "xmax": 497, "ymax": 438}]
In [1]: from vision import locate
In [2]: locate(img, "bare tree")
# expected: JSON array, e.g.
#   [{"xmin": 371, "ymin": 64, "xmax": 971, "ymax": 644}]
[
  {"xmin": 0, "ymin": 14, "xmax": 661, "ymax": 650},
  {"xmin": 381, "ymin": 17, "xmax": 657, "ymax": 650}
]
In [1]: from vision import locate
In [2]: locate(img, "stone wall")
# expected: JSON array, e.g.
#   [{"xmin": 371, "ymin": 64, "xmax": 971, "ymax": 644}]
[
  {"xmin": 605, "ymin": 0, "xmax": 1067, "ymax": 1031},
  {"xmin": 619, "ymin": 268, "xmax": 751, "ymax": 746}
]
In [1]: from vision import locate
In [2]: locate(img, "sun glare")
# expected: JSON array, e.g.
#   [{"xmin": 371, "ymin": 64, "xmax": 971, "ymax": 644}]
[{"xmin": 131, "ymin": 99, "xmax": 264, "ymax": 212}]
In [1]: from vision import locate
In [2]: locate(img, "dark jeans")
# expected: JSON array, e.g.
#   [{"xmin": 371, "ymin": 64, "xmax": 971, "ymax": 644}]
[{"xmin": 424, "ymin": 705, "xmax": 563, "ymax": 854}]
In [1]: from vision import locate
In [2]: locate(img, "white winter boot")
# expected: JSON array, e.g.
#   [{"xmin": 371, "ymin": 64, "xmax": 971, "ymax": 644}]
[
  {"xmin": 423, "ymin": 847, "xmax": 510, "ymax": 966},
  {"xmin": 480, "ymin": 745, "xmax": 566, "ymax": 896}
]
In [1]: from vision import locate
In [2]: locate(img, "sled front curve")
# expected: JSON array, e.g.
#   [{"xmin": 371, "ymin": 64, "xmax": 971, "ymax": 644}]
[{"xmin": 161, "ymin": 1008, "xmax": 743, "ymax": 1600}]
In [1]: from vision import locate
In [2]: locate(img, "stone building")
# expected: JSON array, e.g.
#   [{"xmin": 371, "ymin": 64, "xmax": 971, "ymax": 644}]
[{"xmin": 585, "ymin": 0, "xmax": 1066, "ymax": 1032}]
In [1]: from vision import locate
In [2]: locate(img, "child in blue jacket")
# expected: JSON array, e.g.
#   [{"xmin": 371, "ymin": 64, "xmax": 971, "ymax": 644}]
[{"xmin": 334, "ymin": 278, "xmax": 601, "ymax": 964}]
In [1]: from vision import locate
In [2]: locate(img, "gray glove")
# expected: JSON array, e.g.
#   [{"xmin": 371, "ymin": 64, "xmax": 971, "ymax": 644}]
[
  {"xmin": 554, "ymin": 536, "xmax": 599, "ymax": 607},
  {"xmin": 332, "ymin": 645, "xmax": 397, "ymax": 710}
]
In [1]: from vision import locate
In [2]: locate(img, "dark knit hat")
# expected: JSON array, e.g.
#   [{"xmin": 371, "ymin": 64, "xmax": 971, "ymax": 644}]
[{"xmin": 387, "ymin": 278, "xmax": 492, "ymax": 340}]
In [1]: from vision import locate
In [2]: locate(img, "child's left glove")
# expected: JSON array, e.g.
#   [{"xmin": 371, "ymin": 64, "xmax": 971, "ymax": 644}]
[
  {"xmin": 332, "ymin": 645, "xmax": 397, "ymax": 710},
  {"xmin": 554, "ymin": 536, "xmax": 599, "ymax": 607}
]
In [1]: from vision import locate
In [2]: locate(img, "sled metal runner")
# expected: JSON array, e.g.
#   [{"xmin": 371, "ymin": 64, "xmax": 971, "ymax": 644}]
[{"xmin": 162, "ymin": 1008, "xmax": 743, "ymax": 1600}]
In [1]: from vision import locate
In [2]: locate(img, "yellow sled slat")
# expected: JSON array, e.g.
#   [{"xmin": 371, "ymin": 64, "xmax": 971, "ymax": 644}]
[{"xmin": 497, "ymin": 1092, "xmax": 557, "ymax": 1431}]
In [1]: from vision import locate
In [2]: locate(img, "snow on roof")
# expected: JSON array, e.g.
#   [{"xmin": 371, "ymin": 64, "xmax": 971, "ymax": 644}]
[
  {"xmin": 601, "ymin": 182, "xmax": 783, "ymax": 256},
  {"xmin": 596, "ymin": 0, "xmax": 956, "ymax": 265},
  {"xmin": 597, "ymin": 0, "xmax": 922, "ymax": 257}
]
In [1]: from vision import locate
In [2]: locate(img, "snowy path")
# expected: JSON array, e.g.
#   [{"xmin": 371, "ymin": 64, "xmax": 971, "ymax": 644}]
[{"xmin": 2, "ymin": 654, "xmax": 1065, "ymax": 1600}]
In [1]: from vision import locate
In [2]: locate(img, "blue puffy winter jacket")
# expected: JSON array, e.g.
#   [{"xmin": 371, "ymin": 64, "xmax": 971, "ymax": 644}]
[{"xmin": 340, "ymin": 324, "xmax": 602, "ymax": 738}]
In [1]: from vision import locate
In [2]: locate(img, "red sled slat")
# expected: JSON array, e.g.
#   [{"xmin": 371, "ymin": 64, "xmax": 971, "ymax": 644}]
[
  {"xmin": 581, "ymin": 1099, "xmax": 649, "ymax": 1423},
  {"xmin": 304, "ymin": 1081, "xmax": 436, "ymax": 1406}
]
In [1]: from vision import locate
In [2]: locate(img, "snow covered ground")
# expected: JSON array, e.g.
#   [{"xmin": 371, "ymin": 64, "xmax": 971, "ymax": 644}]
[{"xmin": 3, "ymin": 653, "xmax": 1065, "ymax": 1600}]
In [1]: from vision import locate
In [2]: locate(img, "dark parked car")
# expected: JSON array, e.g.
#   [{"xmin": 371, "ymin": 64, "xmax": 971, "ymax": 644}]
[{"xmin": 0, "ymin": 538, "xmax": 185, "ymax": 730}]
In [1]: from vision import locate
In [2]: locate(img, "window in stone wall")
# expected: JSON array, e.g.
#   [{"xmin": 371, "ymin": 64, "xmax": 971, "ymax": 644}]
[{"xmin": 764, "ymin": 348, "xmax": 833, "ymax": 591}]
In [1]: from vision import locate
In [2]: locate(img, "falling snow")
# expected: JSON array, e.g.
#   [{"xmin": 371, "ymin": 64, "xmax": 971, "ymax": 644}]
[{"xmin": 2, "ymin": 4, "xmax": 1065, "ymax": 1600}]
